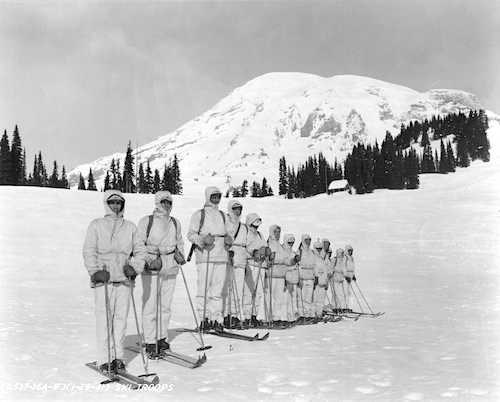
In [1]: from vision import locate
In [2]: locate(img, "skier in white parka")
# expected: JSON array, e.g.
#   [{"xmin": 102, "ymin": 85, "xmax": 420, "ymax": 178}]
[
  {"xmin": 136, "ymin": 191, "xmax": 185, "ymax": 355},
  {"xmin": 83, "ymin": 190, "xmax": 146, "ymax": 373},
  {"xmin": 244, "ymin": 213, "xmax": 268, "ymax": 326},
  {"xmin": 187, "ymin": 186, "xmax": 233, "ymax": 330},
  {"xmin": 222, "ymin": 200, "xmax": 248, "ymax": 327}
]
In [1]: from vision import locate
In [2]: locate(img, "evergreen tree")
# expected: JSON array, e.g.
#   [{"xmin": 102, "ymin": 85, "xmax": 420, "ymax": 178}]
[
  {"xmin": 0, "ymin": 130, "xmax": 10, "ymax": 185},
  {"xmin": 420, "ymin": 128, "xmax": 430, "ymax": 147},
  {"xmin": 38, "ymin": 152, "xmax": 48, "ymax": 186},
  {"xmin": 60, "ymin": 165, "xmax": 69, "ymax": 189},
  {"xmin": 434, "ymin": 149, "xmax": 439, "ymax": 173},
  {"xmin": 137, "ymin": 163, "xmax": 145, "ymax": 193},
  {"xmin": 32, "ymin": 154, "xmax": 40, "ymax": 186},
  {"xmin": 278, "ymin": 156, "xmax": 288, "ymax": 195},
  {"xmin": 172, "ymin": 154, "xmax": 182, "ymax": 194},
  {"xmin": 122, "ymin": 141, "xmax": 135, "ymax": 193},
  {"xmin": 49, "ymin": 161, "xmax": 59, "ymax": 187},
  {"xmin": 261, "ymin": 177, "xmax": 268, "ymax": 197},
  {"xmin": 251, "ymin": 181, "xmax": 260, "ymax": 197},
  {"xmin": 144, "ymin": 161, "xmax": 153, "ymax": 194},
  {"xmin": 268, "ymin": 186, "xmax": 274, "ymax": 196},
  {"xmin": 78, "ymin": 173, "xmax": 86, "ymax": 190},
  {"xmin": 390, "ymin": 149, "xmax": 404, "ymax": 189},
  {"xmin": 421, "ymin": 145, "xmax": 435, "ymax": 173},
  {"xmin": 439, "ymin": 139, "xmax": 448, "ymax": 174},
  {"xmin": 110, "ymin": 158, "xmax": 117, "ymax": 189},
  {"xmin": 381, "ymin": 132, "xmax": 395, "ymax": 187},
  {"xmin": 104, "ymin": 171, "xmax": 111, "ymax": 191},
  {"xmin": 10, "ymin": 125, "xmax": 23, "ymax": 185},
  {"xmin": 87, "ymin": 168, "xmax": 97, "ymax": 191},
  {"xmin": 22, "ymin": 148, "xmax": 26, "ymax": 185},
  {"xmin": 153, "ymin": 169, "xmax": 161, "ymax": 193},
  {"xmin": 406, "ymin": 149, "xmax": 420, "ymax": 189},
  {"xmin": 446, "ymin": 141, "xmax": 456, "ymax": 173},
  {"xmin": 116, "ymin": 160, "xmax": 123, "ymax": 191},
  {"xmin": 241, "ymin": 179, "xmax": 248, "ymax": 197}
]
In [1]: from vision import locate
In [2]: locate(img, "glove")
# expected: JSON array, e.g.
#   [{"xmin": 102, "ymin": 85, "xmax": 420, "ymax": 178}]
[
  {"xmin": 258, "ymin": 246, "xmax": 267, "ymax": 261},
  {"xmin": 294, "ymin": 254, "xmax": 301, "ymax": 264},
  {"xmin": 201, "ymin": 234, "xmax": 215, "ymax": 250},
  {"xmin": 353, "ymin": 275, "xmax": 357, "ymax": 281},
  {"xmin": 289, "ymin": 257, "xmax": 296, "ymax": 265},
  {"xmin": 345, "ymin": 276, "xmax": 352, "ymax": 284},
  {"xmin": 91, "ymin": 269, "xmax": 110, "ymax": 284},
  {"xmin": 123, "ymin": 264, "xmax": 137, "ymax": 280},
  {"xmin": 147, "ymin": 256, "xmax": 162, "ymax": 271},
  {"xmin": 223, "ymin": 234, "xmax": 233, "ymax": 250},
  {"xmin": 174, "ymin": 248, "xmax": 186, "ymax": 265},
  {"xmin": 298, "ymin": 280, "xmax": 303, "ymax": 289}
]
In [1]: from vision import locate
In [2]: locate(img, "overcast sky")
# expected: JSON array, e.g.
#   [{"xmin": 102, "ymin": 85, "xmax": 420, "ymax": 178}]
[{"xmin": 1, "ymin": 0, "xmax": 499, "ymax": 170}]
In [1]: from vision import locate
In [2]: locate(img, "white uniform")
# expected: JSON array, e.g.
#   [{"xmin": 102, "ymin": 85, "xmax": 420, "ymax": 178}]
[
  {"xmin": 312, "ymin": 247, "xmax": 329, "ymax": 316},
  {"xmin": 297, "ymin": 235, "xmax": 316, "ymax": 318},
  {"xmin": 137, "ymin": 191, "xmax": 184, "ymax": 344},
  {"xmin": 244, "ymin": 213, "xmax": 268, "ymax": 321},
  {"xmin": 344, "ymin": 245, "xmax": 356, "ymax": 310},
  {"xmin": 83, "ymin": 190, "xmax": 146, "ymax": 364},
  {"xmin": 332, "ymin": 249, "xmax": 347, "ymax": 309},
  {"xmin": 268, "ymin": 225, "xmax": 291, "ymax": 322},
  {"xmin": 282, "ymin": 234, "xmax": 299, "ymax": 321},
  {"xmin": 222, "ymin": 200, "xmax": 249, "ymax": 320},
  {"xmin": 187, "ymin": 187, "xmax": 232, "ymax": 323}
]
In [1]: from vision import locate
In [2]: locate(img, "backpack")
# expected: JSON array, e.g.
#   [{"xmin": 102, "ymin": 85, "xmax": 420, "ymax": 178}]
[{"xmin": 146, "ymin": 214, "xmax": 179, "ymax": 241}]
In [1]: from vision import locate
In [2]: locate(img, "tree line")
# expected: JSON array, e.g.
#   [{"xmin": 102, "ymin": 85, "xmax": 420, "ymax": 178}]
[
  {"xmin": 77, "ymin": 141, "xmax": 183, "ymax": 194},
  {"xmin": 281, "ymin": 109, "xmax": 490, "ymax": 197},
  {"xmin": 226, "ymin": 177, "xmax": 274, "ymax": 198},
  {"xmin": 0, "ymin": 125, "xmax": 69, "ymax": 188},
  {"xmin": 278, "ymin": 154, "xmax": 344, "ymax": 198}
]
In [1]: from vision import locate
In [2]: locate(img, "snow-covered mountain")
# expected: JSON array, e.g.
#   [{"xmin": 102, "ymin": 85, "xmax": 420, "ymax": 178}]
[{"xmin": 69, "ymin": 73, "xmax": 488, "ymax": 194}]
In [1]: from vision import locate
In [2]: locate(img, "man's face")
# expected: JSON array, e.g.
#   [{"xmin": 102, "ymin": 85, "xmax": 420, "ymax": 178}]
[
  {"xmin": 323, "ymin": 241, "xmax": 330, "ymax": 251},
  {"xmin": 232, "ymin": 206, "xmax": 242, "ymax": 217},
  {"xmin": 161, "ymin": 198, "xmax": 172, "ymax": 212},
  {"xmin": 287, "ymin": 239, "xmax": 295, "ymax": 248},
  {"xmin": 210, "ymin": 193, "xmax": 222, "ymax": 205},
  {"xmin": 273, "ymin": 227, "xmax": 281, "ymax": 240},
  {"xmin": 107, "ymin": 199, "xmax": 123, "ymax": 214},
  {"xmin": 347, "ymin": 249, "xmax": 353, "ymax": 256},
  {"xmin": 304, "ymin": 237, "xmax": 311, "ymax": 247}
]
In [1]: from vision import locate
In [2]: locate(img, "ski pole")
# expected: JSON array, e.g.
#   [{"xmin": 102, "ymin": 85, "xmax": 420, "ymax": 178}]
[
  {"xmin": 269, "ymin": 265, "xmax": 273, "ymax": 326},
  {"xmin": 155, "ymin": 270, "xmax": 161, "ymax": 356},
  {"xmin": 349, "ymin": 282, "xmax": 364, "ymax": 313},
  {"xmin": 259, "ymin": 274, "xmax": 269, "ymax": 326},
  {"xmin": 202, "ymin": 249, "xmax": 211, "ymax": 330},
  {"xmin": 128, "ymin": 279, "xmax": 151, "ymax": 375},
  {"xmin": 101, "ymin": 265, "xmax": 112, "ymax": 376},
  {"xmin": 179, "ymin": 266, "xmax": 211, "ymax": 351},
  {"xmin": 251, "ymin": 263, "xmax": 263, "ymax": 318},
  {"xmin": 231, "ymin": 271, "xmax": 243, "ymax": 327},
  {"xmin": 340, "ymin": 281, "xmax": 348, "ymax": 311},
  {"xmin": 354, "ymin": 280, "xmax": 374, "ymax": 314}
]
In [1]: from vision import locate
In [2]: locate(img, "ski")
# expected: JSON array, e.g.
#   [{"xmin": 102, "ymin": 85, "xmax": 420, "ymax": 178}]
[
  {"xmin": 350, "ymin": 311, "xmax": 385, "ymax": 317},
  {"xmin": 86, "ymin": 361, "xmax": 159, "ymax": 389},
  {"xmin": 179, "ymin": 328, "xmax": 269, "ymax": 341},
  {"xmin": 126, "ymin": 345, "xmax": 207, "ymax": 369}
]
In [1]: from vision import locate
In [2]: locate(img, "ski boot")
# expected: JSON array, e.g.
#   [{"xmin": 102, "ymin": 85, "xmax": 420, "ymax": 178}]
[
  {"xmin": 157, "ymin": 338, "xmax": 170, "ymax": 352},
  {"xmin": 199, "ymin": 318, "xmax": 210, "ymax": 332},
  {"xmin": 111, "ymin": 359, "xmax": 126, "ymax": 372},
  {"xmin": 145, "ymin": 343, "xmax": 161, "ymax": 359}
]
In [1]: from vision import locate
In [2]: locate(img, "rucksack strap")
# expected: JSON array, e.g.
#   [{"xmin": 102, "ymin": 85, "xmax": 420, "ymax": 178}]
[
  {"xmin": 234, "ymin": 222, "xmax": 241, "ymax": 240},
  {"xmin": 146, "ymin": 215, "xmax": 154, "ymax": 241}
]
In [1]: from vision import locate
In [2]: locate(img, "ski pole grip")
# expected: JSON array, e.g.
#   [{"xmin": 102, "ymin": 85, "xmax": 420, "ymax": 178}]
[{"xmin": 187, "ymin": 243, "xmax": 196, "ymax": 262}]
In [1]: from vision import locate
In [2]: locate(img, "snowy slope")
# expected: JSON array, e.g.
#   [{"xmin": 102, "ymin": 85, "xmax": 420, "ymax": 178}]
[
  {"xmin": 1, "ymin": 121, "xmax": 499, "ymax": 401},
  {"xmin": 68, "ymin": 73, "xmax": 487, "ymax": 194}
]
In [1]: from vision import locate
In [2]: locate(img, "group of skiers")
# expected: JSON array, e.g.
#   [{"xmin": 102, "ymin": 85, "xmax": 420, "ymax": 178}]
[{"xmin": 82, "ymin": 186, "xmax": 358, "ymax": 373}]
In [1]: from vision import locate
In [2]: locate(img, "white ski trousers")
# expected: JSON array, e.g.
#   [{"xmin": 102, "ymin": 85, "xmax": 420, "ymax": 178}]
[
  {"xmin": 94, "ymin": 283, "xmax": 130, "ymax": 365},
  {"xmin": 196, "ymin": 262, "xmax": 226, "ymax": 322},
  {"xmin": 141, "ymin": 274, "xmax": 177, "ymax": 343}
]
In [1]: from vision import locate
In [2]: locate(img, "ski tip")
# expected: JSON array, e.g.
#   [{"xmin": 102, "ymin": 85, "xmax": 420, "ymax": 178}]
[
  {"xmin": 260, "ymin": 332, "xmax": 270, "ymax": 340},
  {"xmin": 151, "ymin": 375, "xmax": 160, "ymax": 385}
]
